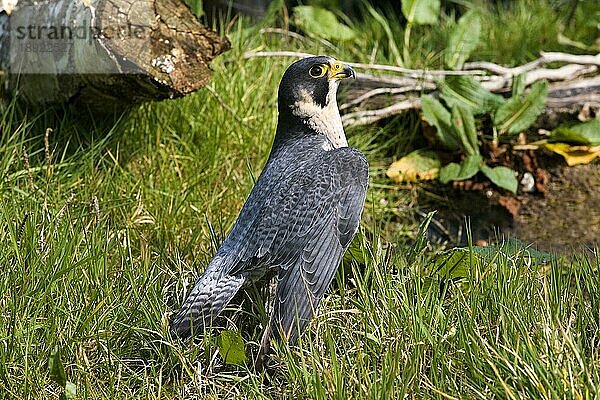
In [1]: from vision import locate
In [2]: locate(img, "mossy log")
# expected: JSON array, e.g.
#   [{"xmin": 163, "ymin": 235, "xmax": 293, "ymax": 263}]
[{"xmin": 0, "ymin": 0, "xmax": 230, "ymax": 111}]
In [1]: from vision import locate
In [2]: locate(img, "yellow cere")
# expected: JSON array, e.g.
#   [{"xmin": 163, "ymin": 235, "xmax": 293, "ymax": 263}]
[{"xmin": 330, "ymin": 62, "xmax": 344, "ymax": 73}]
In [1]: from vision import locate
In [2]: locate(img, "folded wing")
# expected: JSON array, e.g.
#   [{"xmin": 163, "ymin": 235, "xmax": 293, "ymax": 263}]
[{"xmin": 231, "ymin": 147, "xmax": 368, "ymax": 342}]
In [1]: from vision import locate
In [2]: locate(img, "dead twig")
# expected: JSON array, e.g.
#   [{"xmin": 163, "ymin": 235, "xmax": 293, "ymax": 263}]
[
  {"xmin": 243, "ymin": 49, "xmax": 600, "ymax": 127},
  {"xmin": 464, "ymin": 52, "xmax": 600, "ymax": 75},
  {"xmin": 342, "ymin": 98, "xmax": 421, "ymax": 127},
  {"xmin": 354, "ymin": 72, "xmax": 436, "ymax": 89},
  {"xmin": 480, "ymin": 64, "xmax": 598, "ymax": 92},
  {"xmin": 341, "ymin": 87, "xmax": 427, "ymax": 110},
  {"xmin": 243, "ymin": 51, "xmax": 487, "ymax": 78}
]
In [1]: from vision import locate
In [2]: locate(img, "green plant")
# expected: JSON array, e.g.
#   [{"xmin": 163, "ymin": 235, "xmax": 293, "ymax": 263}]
[
  {"xmin": 400, "ymin": 0, "xmax": 440, "ymax": 67},
  {"xmin": 417, "ymin": 73, "xmax": 548, "ymax": 194},
  {"xmin": 421, "ymin": 93, "xmax": 520, "ymax": 193},
  {"xmin": 391, "ymin": 70, "xmax": 549, "ymax": 193},
  {"xmin": 493, "ymin": 80, "xmax": 548, "ymax": 136},
  {"xmin": 292, "ymin": 5, "xmax": 356, "ymax": 42},
  {"xmin": 386, "ymin": 10, "xmax": 550, "ymax": 194},
  {"xmin": 444, "ymin": 10, "xmax": 481, "ymax": 70},
  {"xmin": 48, "ymin": 347, "xmax": 77, "ymax": 400}
]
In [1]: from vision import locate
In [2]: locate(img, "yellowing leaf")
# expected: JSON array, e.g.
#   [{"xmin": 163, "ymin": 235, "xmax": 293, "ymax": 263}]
[
  {"xmin": 544, "ymin": 143, "xmax": 600, "ymax": 166},
  {"xmin": 387, "ymin": 149, "xmax": 441, "ymax": 183},
  {"xmin": 217, "ymin": 330, "xmax": 246, "ymax": 365}
]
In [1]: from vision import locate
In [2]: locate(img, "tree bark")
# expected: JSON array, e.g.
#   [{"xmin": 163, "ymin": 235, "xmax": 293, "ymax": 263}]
[{"xmin": 0, "ymin": 0, "xmax": 230, "ymax": 111}]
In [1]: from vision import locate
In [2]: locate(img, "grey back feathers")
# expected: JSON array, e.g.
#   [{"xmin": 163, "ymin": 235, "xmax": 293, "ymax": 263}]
[{"xmin": 170, "ymin": 56, "xmax": 368, "ymax": 345}]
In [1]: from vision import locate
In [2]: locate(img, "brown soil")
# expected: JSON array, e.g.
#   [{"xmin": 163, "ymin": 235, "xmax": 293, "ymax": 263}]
[
  {"xmin": 419, "ymin": 157, "xmax": 599, "ymax": 252},
  {"xmin": 515, "ymin": 161, "xmax": 600, "ymax": 251}
]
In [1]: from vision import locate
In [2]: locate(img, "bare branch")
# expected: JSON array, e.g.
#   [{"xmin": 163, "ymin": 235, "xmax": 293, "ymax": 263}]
[
  {"xmin": 243, "ymin": 49, "xmax": 600, "ymax": 128},
  {"xmin": 354, "ymin": 72, "xmax": 436, "ymax": 88},
  {"xmin": 342, "ymin": 98, "xmax": 421, "ymax": 127},
  {"xmin": 480, "ymin": 64, "xmax": 598, "ymax": 91},
  {"xmin": 340, "ymin": 87, "xmax": 426, "ymax": 110},
  {"xmin": 525, "ymin": 64, "xmax": 597, "ymax": 84},
  {"xmin": 464, "ymin": 52, "xmax": 600, "ymax": 76},
  {"xmin": 243, "ymin": 51, "xmax": 487, "ymax": 78},
  {"xmin": 540, "ymin": 52, "xmax": 600, "ymax": 66}
]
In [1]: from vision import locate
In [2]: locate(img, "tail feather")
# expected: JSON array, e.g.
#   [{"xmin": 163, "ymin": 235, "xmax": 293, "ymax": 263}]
[{"xmin": 170, "ymin": 255, "xmax": 246, "ymax": 339}]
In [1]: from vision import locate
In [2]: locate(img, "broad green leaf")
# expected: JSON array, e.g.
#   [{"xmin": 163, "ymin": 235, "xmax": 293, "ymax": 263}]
[
  {"xmin": 439, "ymin": 163, "xmax": 461, "ymax": 183},
  {"xmin": 549, "ymin": 119, "xmax": 600, "ymax": 146},
  {"xmin": 48, "ymin": 346, "xmax": 67, "ymax": 387},
  {"xmin": 401, "ymin": 0, "xmax": 440, "ymax": 25},
  {"xmin": 421, "ymin": 95, "xmax": 461, "ymax": 150},
  {"xmin": 494, "ymin": 81, "xmax": 548, "ymax": 135},
  {"xmin": 511, "ymin": 73, "xmax": 526, "ymax": 98},
  {"xmin": 292, "ymin": 6, "xmax": 356, "ymax": 41},
  {"xmin": 217, "ymin": 330, "xmax": 246, "ymax": 365},
  {"xmin": 440, "ymin": 76, "xmax": 504, "ymax": 114},
  {"xmin": 387, "ymin": 149, "xmax": 441, "ymax": 183},
  {"xmin": 427, "ymin": 248, "xmax": 479, "ymax": 279},
  {"xmin": 451, "ymin": 105, "xmax": 479, "ymax": 155},
  {"xmin": 473, "ymin": 238, "xmax": 554, "ymax": 267},
  {"xmin": 544, "ymin": 142, "xmax": 600, "ymax": 166},
  {"xmin": 445, "ymin": 11, "xmax": 481, "ymax": 70},
  {"xmin": 49, "ymin": 346, "xmax": 76, "ymax": 399},
  {"xmin": 428, "ymin": 240, "xmax": 554, "ymax": 281},
  {"xmin": 439, "ymin": 154, "xmax": 482, "ymax": 183},
  {"xmin": 480, "ymin": 165, "xmax": 518, "ymax": 193}
]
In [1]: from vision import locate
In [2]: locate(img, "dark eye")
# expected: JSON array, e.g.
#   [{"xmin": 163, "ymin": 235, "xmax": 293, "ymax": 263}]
[{"xmin": 309, "ymin": 65, "xmax": 326, "ymax": 78}]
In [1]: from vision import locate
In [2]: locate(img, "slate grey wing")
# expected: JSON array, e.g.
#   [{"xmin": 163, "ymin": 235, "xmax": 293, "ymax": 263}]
[
  {"xmin": 169, "ymin": 252, "xmax": 248, "ymax": 339},
  {"xmin": 171, "ymin": 145, "xmax": 368, "ymax": 342},
  {"xmin": 261, "ymin": 147, "xmax": 368, "ymax": 343}
]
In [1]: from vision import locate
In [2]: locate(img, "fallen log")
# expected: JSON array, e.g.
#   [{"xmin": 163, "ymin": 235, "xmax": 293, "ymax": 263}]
[{"xmin": 0, "ymin": 0, "xmax": 230, "ymax": 111}]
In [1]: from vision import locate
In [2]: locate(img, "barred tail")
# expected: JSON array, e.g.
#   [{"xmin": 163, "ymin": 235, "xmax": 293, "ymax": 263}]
[{"xmin": 170, "ymin": 255, "xmax": 246, "ymax": 339}]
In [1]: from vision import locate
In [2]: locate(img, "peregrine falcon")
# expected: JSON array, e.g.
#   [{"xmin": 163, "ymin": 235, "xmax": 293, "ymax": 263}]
[{"xmin": 170, "ymin": 56, "xmax": 369, "ymax": 347}]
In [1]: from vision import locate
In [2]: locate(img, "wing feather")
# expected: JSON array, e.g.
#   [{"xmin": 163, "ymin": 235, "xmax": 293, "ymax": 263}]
[
  {"xmin": 217, "ymin": 144, "xmax": 367, "ymax": 342},
  {"xmin": 268, "ymin": 148, "xmax": 368, "ymax": 342}
]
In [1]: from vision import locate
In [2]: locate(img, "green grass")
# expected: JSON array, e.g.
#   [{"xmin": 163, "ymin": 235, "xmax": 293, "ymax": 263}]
[{"xmin": 1, "ymin": 1, "xmax": 599, "ymax": 398}]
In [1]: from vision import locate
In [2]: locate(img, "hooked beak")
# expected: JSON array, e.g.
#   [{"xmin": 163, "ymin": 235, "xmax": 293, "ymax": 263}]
[{"xmin": 329, "ymin": 61, "xmax": 355, "ymax": 80}]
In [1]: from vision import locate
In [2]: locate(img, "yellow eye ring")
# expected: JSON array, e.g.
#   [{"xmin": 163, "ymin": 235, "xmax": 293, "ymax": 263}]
[{"xmin": 309, "ymin": 64, "xmax": 328, "ymax": 78}]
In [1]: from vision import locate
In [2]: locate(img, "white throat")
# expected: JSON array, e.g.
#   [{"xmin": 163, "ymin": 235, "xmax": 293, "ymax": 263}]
[{"xmin": 290, "ymin": 84, "xmax": 348, "ymax": 150}]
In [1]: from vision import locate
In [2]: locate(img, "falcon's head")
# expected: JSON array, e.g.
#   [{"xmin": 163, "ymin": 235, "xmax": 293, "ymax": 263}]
[{"xmin": 276, "ymin": 56, "xmax": 355, "ymax": 148}]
